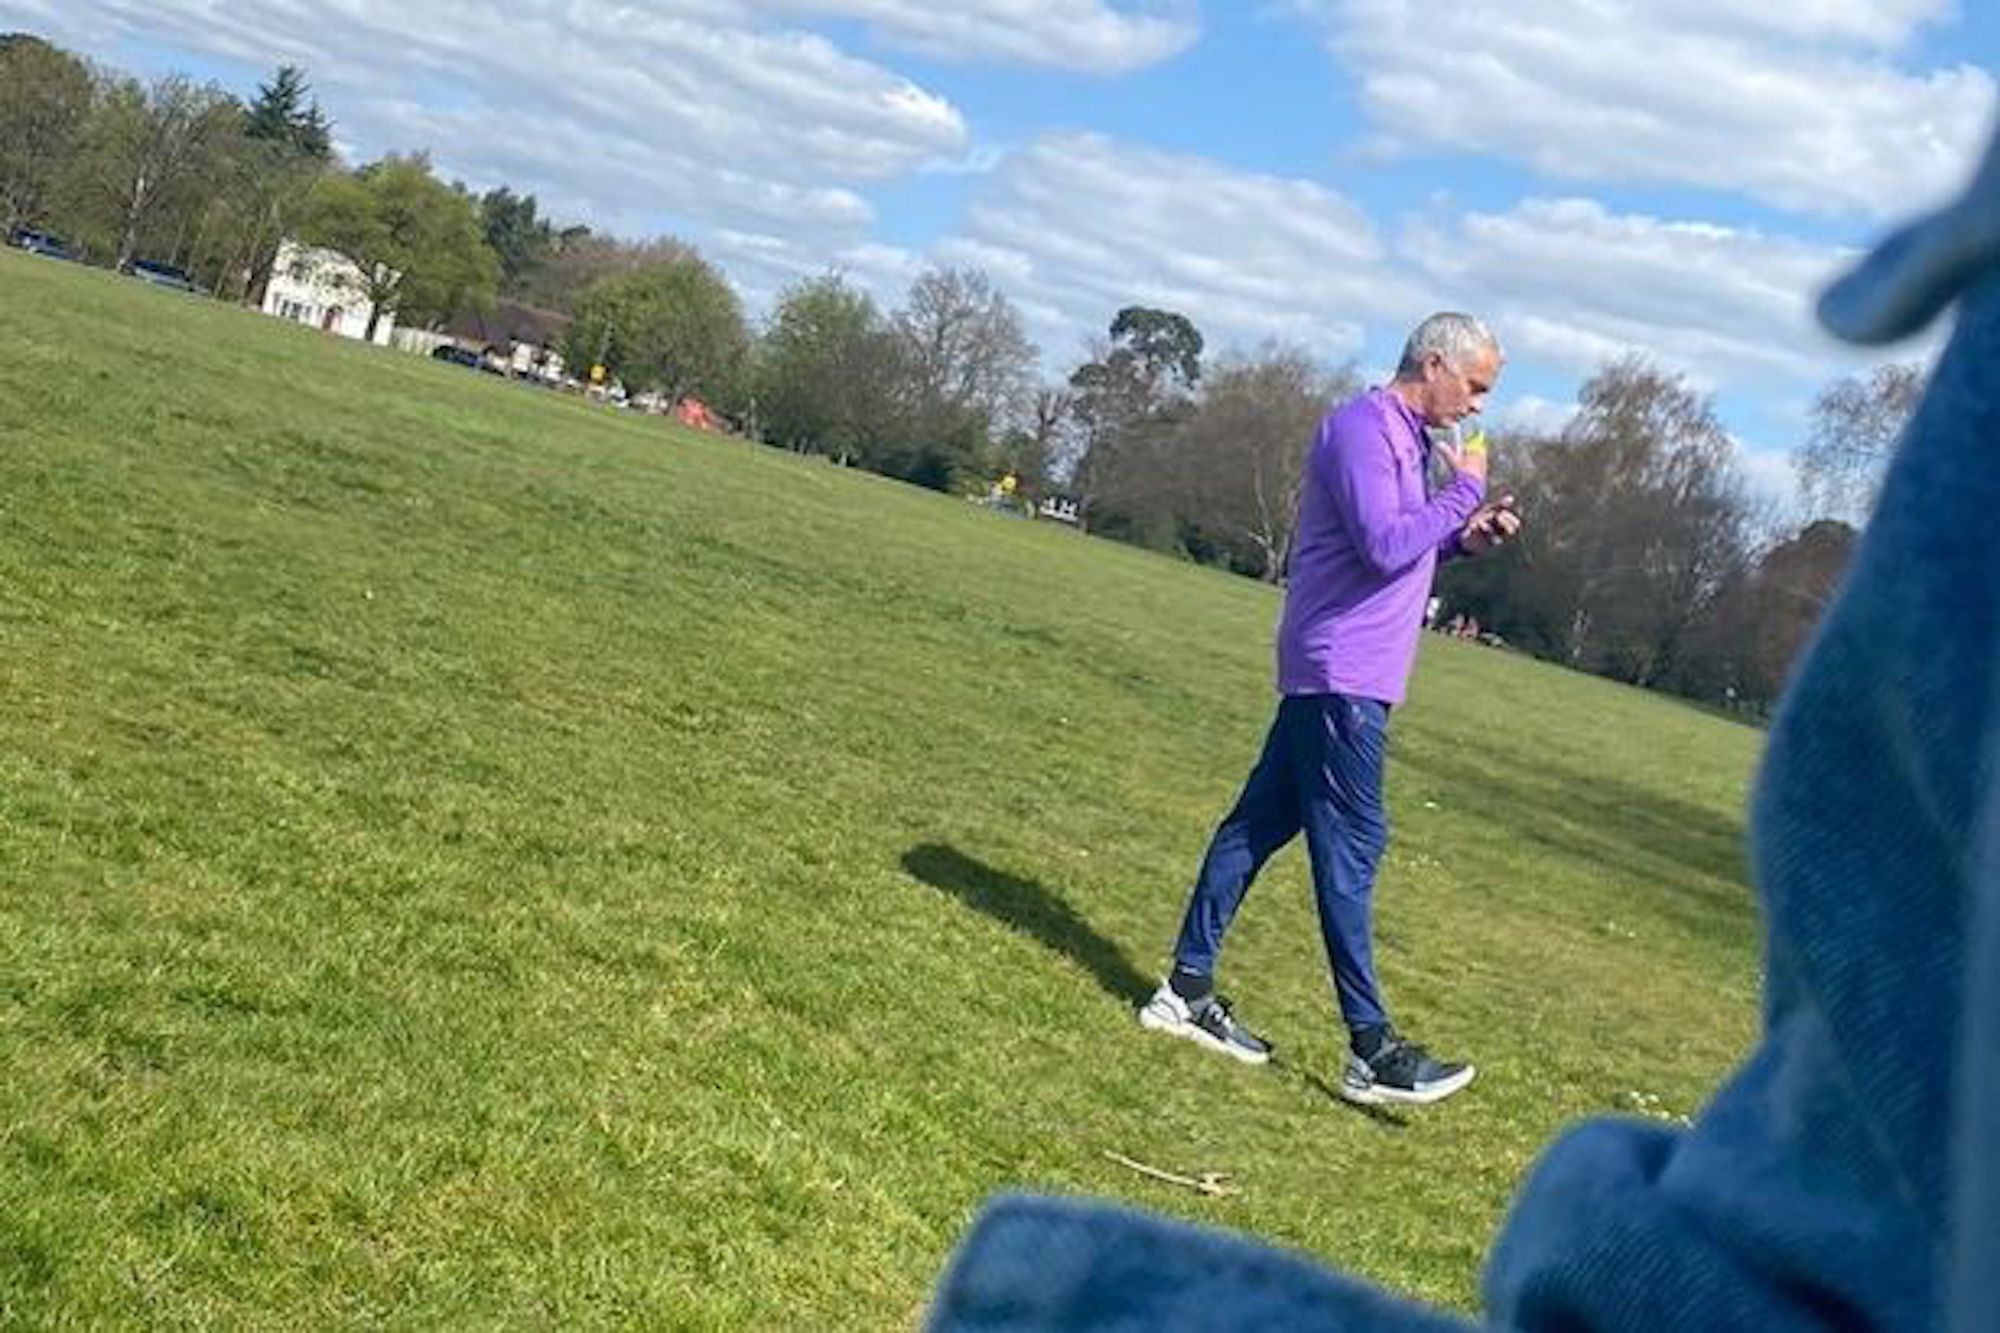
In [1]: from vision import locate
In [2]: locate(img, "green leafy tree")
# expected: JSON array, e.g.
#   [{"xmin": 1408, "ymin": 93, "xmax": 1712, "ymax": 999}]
[
  {"xmin": 563, "ymin": 252, "xmax": 750, "ymax": 408},
  {"xmin": 756, "ymin": 274, "xmax": 900, "ymax": 463},
  {"xmin": 218, "ymin": 142, "xmax": 332, "ymax": 305},
  {"xmin": 1064, "ymin": 306, "xmax": 1205, "ymax": 537},
  {"xmin": 295, "ymin": 154, "xmax": 500, "ymax": 339},
  {"xmin": 1, "ymin": 41, "xmax": 329, "ymax": 296},
  {"xmin": 59, "ymin": 72, "xmax": 242, "ymax": 271},
  {"xmin": 1107, "ymin": 306, "xmax": 1204, "ymax": 391},
  {"xmin": 0, "ymin": 34, "xmax": 97, "ymax": 233},
  {"xmin": 479, "ymin": 186, "xmax": 556, "ymax": 295}
]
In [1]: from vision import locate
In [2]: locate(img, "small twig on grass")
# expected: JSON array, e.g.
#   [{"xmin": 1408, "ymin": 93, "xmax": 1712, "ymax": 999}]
[{"xmin": 1102, "ymin": 1150, "xmax": 1238, "ymax": 1198}]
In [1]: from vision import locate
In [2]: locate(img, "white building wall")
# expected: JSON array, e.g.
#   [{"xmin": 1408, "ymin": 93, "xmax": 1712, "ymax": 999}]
[{"xmin": 260, "ymin": 240, "xmax": 396, "ymax": 346}]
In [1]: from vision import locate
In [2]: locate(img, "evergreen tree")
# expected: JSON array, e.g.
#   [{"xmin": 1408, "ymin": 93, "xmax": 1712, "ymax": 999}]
[{"xmin": 244, "ymin": 65, "xmax": 331, "ymax": 160}]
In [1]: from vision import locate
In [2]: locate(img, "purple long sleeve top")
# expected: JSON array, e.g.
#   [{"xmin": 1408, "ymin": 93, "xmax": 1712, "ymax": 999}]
[{"xmin": 1275, "ymin": 387, "xmax": 1485, "ymax": 705}]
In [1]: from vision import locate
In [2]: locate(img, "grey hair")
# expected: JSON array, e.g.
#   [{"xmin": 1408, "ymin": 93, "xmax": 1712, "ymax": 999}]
[{"xmin": 1396, "ymin": 312, "xmax": 1499, "ymax": 376}]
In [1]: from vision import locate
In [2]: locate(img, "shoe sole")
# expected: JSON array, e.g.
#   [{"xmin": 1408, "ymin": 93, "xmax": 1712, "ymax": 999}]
[
  {"xmin": 1339, "ymin": 1064, "xmax": 1477, "ymax": 1106},
  {"xmin": 1137, "ymin": 1006, "xmax": 1271, "ymax": 1066}
]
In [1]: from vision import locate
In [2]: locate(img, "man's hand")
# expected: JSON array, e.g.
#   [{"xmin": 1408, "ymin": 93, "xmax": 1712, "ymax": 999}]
[
  {"xmin": 1459, "ymin": 494, "xmax": 1521, "ymax": 555},
  {"xmin": 1435, "ymin": 428, "xmax": 1490, "ymax": 485}
]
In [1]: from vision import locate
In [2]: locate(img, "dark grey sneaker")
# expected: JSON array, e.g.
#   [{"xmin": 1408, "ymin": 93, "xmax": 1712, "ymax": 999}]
[
  {"xmin": 1138, "ymin": 982, "xmax": 1272, "ymax": 1065},
  {"xmin": 1340, "ymin": 1031, "xmax": 1475, "ymax": 1105}
]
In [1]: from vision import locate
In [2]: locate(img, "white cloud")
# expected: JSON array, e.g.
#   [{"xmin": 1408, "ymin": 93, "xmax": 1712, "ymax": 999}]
[
  {"xmin": 700, "ymin": 132, "xmax": 1422, "ymax": 367},
  {"xmin": 707, "ymin": 230, "xmax": 928, "ymax": 321},
  {"xmin": 19, "ymin": 0, "xmax": 1970, "ymax": 445},
  {"xmin": 1290, "ymin": 0, "xmax": 1995, "ymax": 217},
  {"xmin": 1493, "ymin": 394, "xmax": 1576, "ymax": 437},
  {"xmin": 12, "ymin": 0, "xmax": 968, "ymax": 242},
  {"xmin": 1401, "ymin": 198, "xmax": 1873, "ymax": 387},
  {"xmin": 751, "ymin": 0, "xmax": 1199, "ymax": 73},
  {"xmin": 945, "ymin": 132, "xmax": 1424, "ymax": 361},
  {"xmin": 1737, "ymin": 442, "xmax": 1804, "ymax": 515},
  {"xmin": 1659, "ymin": 0, "xmax": 1955, "ymax": 48},
  {"xmin": 715, "ymin": 134, "xmax": 1918, "ymax": 417}
]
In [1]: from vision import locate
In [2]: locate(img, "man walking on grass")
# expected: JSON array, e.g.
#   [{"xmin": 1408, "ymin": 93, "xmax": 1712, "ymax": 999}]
[{"xmin": 1139, "ymin": 312, "xmax": 1521, "ymax": 1106}]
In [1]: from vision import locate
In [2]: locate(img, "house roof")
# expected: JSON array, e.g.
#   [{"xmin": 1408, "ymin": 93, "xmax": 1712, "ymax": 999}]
[{"xmin": 446, "ymin": 301, "xmax": 571, "ymax": 351}]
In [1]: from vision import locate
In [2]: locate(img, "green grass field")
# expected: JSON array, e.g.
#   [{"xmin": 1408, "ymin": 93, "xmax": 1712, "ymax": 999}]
[{"xmin": 0, "ymin": 249, "xmax": 1765, "ymax": 1327}]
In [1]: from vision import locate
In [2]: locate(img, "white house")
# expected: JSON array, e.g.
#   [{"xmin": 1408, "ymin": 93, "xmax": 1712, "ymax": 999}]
[{"xmin": 260, "ymin": 239, "xmax": 395, "ymax": 345}]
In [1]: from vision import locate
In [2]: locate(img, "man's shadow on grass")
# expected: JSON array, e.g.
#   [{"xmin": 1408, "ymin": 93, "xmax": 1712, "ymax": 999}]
[
  {"xmin": 901, "ymin": 843, "xmax": 1153, "ymax": 1008},
  {"xmin": 901, "ymin": 843, "xmax": 1406, "ymax": 1127},
  {"xmin": 1274, "ymin": 1058, "xmax": 1410, "ymax": 1128}
]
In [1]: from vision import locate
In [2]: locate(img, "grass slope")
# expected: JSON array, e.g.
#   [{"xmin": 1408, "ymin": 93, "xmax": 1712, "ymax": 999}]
[{"xmin": 0, "ymin": 250, "xmax": 1764, "ymax": 1326}]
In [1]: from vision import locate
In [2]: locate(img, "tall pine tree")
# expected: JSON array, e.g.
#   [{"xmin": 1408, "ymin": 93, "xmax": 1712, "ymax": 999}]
[{"xmin": 244, "ymin": 65, "xmax": 331, "ymax": 160}]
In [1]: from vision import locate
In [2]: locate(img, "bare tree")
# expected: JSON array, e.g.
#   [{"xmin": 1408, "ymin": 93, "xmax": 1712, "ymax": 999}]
[
  {"xmin": 1172, "ymin": 344, "xmax": 1355, "ymax": 579},
  {"xmin": 514, "ymin": 232, "xmax": 691, "ymax": 315},
  {"xmin": 1020, "ymin": 384, "xmax": 1074, "ymax": 490},
  {"xmin": 1496, "ymin": 357, "xmax": 1757, "ymax": 687},
  {"xmin": 1680, "ymin": 518, "xmax": 1857, "ymax": 710},
  {"xmin": 985, "ymin": 383, "xmax": 1076, "ymax": 497},
  {"xmin": 1794, "ymin": 363, "xmax": 1924, "ymax": 524},
  {"xmin": 892, "ymin": 266, "xmax": 1037, "ymax": 428},
  {"xmin": 858, "ymin": 266, "xmax": 1040, "ymax": 490}
]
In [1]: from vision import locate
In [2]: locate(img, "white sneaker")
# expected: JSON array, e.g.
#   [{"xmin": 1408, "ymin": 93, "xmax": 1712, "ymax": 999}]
[
  {"xmin": 1137, "ymin": 982, "xmax": 1272, "ymax": 1065},
  {"xmin": 1338, "ymin": 1031, "xmax": 1475, "ymax": 1105}
]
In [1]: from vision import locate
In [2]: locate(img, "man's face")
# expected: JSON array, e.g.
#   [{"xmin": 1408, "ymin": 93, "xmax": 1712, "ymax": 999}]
[{"xmin": 1418, "ymin": 346, "xmax": 1501, "ymax": 428}]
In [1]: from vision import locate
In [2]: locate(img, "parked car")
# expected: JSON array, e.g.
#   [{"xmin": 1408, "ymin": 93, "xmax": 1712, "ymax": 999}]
[
  {"xmin": 430, "ymin": 343, "xmax": 485, "ymax": 369},
  {"xmin": 7, "ymin": 227, "xmax": 78, "ymax": 261},
  {"xmin": 430, "ymin": 343, "xmax": 508, "ymax": 375},
  {"xmin": 126, "ymin": 258, "xmax": 204, "ymax": 294}
]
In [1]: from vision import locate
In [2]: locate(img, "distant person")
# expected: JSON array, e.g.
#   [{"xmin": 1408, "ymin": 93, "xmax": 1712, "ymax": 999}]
[
  {"xmin": 1137, "ymin": 312, "xmax": 1521, "ymax": 1106},
  {"xmin": 1424, "ymin": 595, "xmax": 1443, "ymax": 630}
]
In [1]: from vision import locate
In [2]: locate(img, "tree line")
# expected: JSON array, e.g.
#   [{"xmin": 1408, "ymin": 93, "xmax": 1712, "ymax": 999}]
[{"xmin": 2, "ymin": 31, "xmax": 1920, "ymax": 717}]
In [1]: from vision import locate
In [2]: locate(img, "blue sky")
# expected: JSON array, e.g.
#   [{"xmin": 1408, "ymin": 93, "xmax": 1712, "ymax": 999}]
[{"xmin": 6, "ymin": 0, "xmax": 1995, "ymax": 508}]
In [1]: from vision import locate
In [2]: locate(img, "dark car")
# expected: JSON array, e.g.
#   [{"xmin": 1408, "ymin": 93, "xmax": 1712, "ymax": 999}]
[
  {"xmin": 7, "ymin": 227, "xmax": 78, "ymax": 261},
  {"xmin": 127, "ymin": 258, "xmax": 204, "ymax": 294},
  {"xmin": 430, "ymin": 343, "xmax": 485, "ymax": 369}
]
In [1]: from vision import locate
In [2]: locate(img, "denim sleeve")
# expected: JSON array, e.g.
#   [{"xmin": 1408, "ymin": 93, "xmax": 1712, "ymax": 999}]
[
  {"xmin": 927, "ymin": 1195, "xmax": 1473, "ymax": 1333},
  {"xmin": 1960, "ymin": 768, "xmax": 2000, "ymax": 1329}
]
